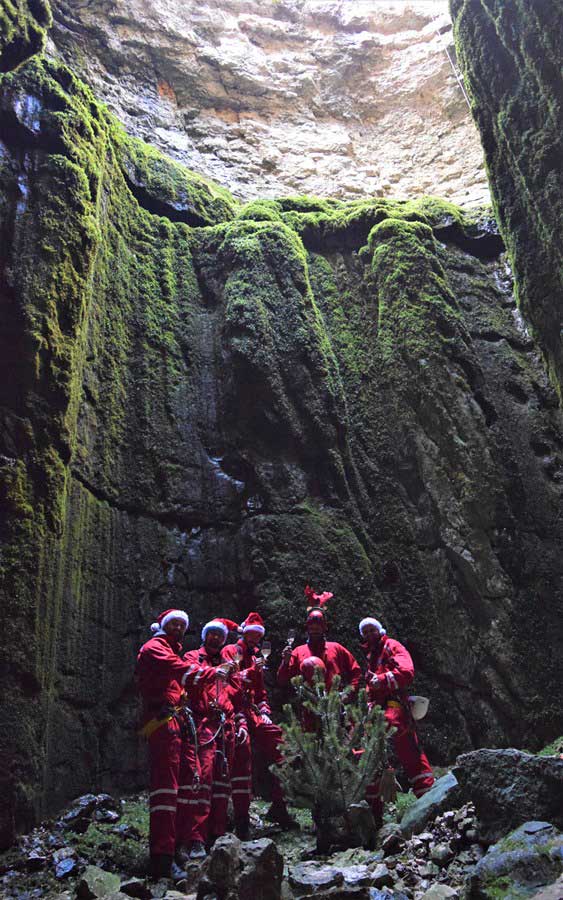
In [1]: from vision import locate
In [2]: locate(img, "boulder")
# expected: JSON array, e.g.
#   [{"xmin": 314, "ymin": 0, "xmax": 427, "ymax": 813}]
[
  {"xmin": 400, "ymin": 774, "xmax": 460, "ymax": 837},
  {"xmin": 77, "ymin": 866, "xmax": 123, "ymax": 899},
  {"xmin": 454, "ymin": 750, "xmax": 563, "ymax": 842},
  {"xmin": 197, "ymin": 833, "xmax": 241, "ymax": 900},
  {"xmin": 530, "ymin": 874, "xmax": 563, "ymax": 898},
  {"xmin": 288, "ymin": 862, "xmax": 344, "ymax": 895},
  {"xmin": 238, "ymin": 838, "xmax": 284, "ymax": 900},
  {"xmin": 120, "ymin": 878, "xmax": 153, "ymax": 899},
  {"xmin": 420, "ymin": 887, "xmax": 460, "ymax": 899},
  {"xmin": 467, "ymin": 821, "xmax": 563, "ymax": 899}
]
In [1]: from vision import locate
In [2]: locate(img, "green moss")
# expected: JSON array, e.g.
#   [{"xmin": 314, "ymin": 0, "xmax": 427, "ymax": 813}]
[
  {"xmin": 451, "ymin": 0, "xmax": 563, "ymax": 401},
  {"xmin": 117, "ymin": 132, "xmax": 237, "ymax": 226},
  {"xmin": 0, "ymin": 0, "xmax": 52, "ymax": 73},
  {"xmin": 537, "ymin": 736, "xmax": 563, "ymax": 757}
]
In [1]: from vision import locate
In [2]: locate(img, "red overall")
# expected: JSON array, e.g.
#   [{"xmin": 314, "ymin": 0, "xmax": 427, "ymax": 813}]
[
  {"xmin": 364, "ymin": 636, "xmax": 434, "ymax": 820},
  {"xmin": 136, "ymin": 634, "xmax": 214, "ymax": 856},
  {"xmin": 222, "ymin": 639, "xmax": 285, "ymax": 817},
  {"xmin": 183, "ymin": 646, "xmax": 244, "ymax": 842}
]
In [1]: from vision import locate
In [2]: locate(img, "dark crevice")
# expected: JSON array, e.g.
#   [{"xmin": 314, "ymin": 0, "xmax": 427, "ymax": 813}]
[
  {"xmin": 470, "ymin": 329, "xmax": 533, "ymax": 351},
  {"xmin": 122, "ymin": 172, "xmax": 210, "ymax": 227},
  {"xmin": 435, "ymin": 223, "xmax": 505, "ymax": 260},
  {"xmin": 474, "ymin": 390, "xmax": 498, "ymax": 426}
]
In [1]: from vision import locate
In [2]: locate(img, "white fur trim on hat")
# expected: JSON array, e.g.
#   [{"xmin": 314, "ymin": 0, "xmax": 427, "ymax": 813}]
[
  {"xmin": 359, "ymin": 616, "xmax": 386, "ymax": 636},
  {"xmin": 201, "ymin": 620, "xmax": 228, "ymax": 642},
  {"xmin": 242, "ymin": 623, "xmax": 265, "ymax": 635},
  {"xmin": 150, "ymin": 609, "xmax": 189, "ymax": 634}
]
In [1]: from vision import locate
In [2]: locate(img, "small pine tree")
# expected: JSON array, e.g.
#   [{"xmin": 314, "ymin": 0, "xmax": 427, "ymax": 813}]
[{"xmin": 275, "ymin": 672, "xmax": 392, "ymax": 852}]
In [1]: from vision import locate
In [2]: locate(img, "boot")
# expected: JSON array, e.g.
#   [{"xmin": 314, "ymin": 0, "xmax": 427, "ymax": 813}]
[
  {"xmin": 235, "ymin": 816, "xmax": 250, "ymax": 840},
  {"xmin": 149, "ymin": 853, "xmax": 173, "ymax": 879},
  {"xmin": 265, "ymin": 803, "xmax": 300, "ymax": 830},
  {"xmin": 175, "ymin": 845, "xmax": 191, "ymax": 866},
  {"xmin": 188, "ymin": 840, "xmax": 207, "ymax": 860}
]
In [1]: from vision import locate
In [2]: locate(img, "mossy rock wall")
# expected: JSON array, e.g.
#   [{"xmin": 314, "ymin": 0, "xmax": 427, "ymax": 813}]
[
  {"xmin": 450, "ymin": 0, "xmax": 563, "ymax": 401},
  {"xmin": 1, "ymin": 50, "xmax": 563, "ymax": 845}
]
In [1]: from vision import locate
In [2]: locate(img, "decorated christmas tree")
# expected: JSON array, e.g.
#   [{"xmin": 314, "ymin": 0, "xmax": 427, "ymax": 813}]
[{"xmin": 275, "ymin": 672, "xmax": 392, "ymax": 852}]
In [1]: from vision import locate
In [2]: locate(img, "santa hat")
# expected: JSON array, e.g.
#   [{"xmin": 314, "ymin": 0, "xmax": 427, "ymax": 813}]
[
  {"xmin": 239, "ymin": 612, "xmax": 265, "ymax": 635},
  {"xmin": 201, "ymin": 617, "xmax": 239, "ymax": 643},
  {"xmin": 358, "ymin": 616, "xmax": 386, "ymax": 637},
  {"xmin": 151, "ymin": 608, "xmax": 189, "ymax": 635},
  {"xmin": 305, "ymin": 584, "xmax": 333, "ymax": 617}
]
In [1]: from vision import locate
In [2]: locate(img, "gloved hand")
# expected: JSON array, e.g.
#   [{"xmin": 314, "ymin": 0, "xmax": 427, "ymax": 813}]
[
  {"xmin": 240, "ymin": 668, "xmax": 253, "ymax": 685},
  {"xmin": 281, "ymin": 645, "xmax": 292, "ymax": 663},
  {"xmin": 260, "ymin": 713, "xmax": 272, "ymax": 725}
]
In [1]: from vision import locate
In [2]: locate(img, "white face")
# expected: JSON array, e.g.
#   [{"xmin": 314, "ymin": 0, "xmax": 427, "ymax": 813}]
[
  {"xmin": 164, "ymin": 617, "xmax": 188, "ymax": 640},
  {"xmin": 244, "ymin": 629, "xmax": 263, "ymax": 649},
  {"xmin": 362, "ymin": 623, "xmax": 380, "ymax": 643}
]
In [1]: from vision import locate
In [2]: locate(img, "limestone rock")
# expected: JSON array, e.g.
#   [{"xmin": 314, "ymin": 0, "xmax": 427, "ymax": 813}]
[
  {"xmin": 467, "ymin": 821, "xmax": 563, "ymax": 899},
  {"xmin": 77, "ymin": 865, "xmax": 122, "ymax": 899},
  {"xmin": 48, "ymin": 0, "xmax": 487, "ymax": 206},
  {"xmin": 400, "ymin": 774, "xmax": 460, "ymax": 836},
  {"xmin": 288, "ymin": 861, "xmax": 345, "ymax": 894},
  {"xmin": 420, "ymin": 886, "xmax": 459, "ymax": 899},
  {"xmin": 453, "ymin": 750, "xmax": 563, "ymax": 842}
]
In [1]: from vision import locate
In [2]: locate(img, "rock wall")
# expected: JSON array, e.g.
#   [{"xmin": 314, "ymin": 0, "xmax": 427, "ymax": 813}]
[
  {"xmin": 48, "ymin": 0, "xmax": 488, "ymax": 206},
  {"xmin": 451, "ymin": 0, "xmax": 563, "ymax": 400},
  {"xmin": 1, "ymin": 2, "xmax": 563, "ymax": 848}
]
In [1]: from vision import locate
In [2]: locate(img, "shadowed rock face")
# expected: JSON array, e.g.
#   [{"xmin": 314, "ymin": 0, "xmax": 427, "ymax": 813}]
[
  {"xmin": 47, "ymin": 0, "xmax": 488, "ymax": 205},
  {"xmin": 450, "ymin": 0, "xmax": 563, "ymax": 401}
]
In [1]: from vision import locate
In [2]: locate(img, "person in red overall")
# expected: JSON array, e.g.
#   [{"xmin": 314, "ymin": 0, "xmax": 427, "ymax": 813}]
[
  {"xmin": 221, "ymin": 612, "xmax": 296, "ymax": 838},
  {"xmin": 182, "ymin": 618, "xmax": 244, "ymax": 857},
  {"xmin": 360, "ymin": 615, "xmax": 434, "ymax": 825},
  {"xmin": 277, "ymin": 586, "xmax": 362, "ymax": 701},
  {"xmin": 136, "ymin": 608, "xmax": 222, "ymax": 879}
]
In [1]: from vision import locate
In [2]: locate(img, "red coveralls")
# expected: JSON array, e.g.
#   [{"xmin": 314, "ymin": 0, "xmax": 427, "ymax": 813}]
[
  {"xmin": 136, "ymin": 634, "xmax": 214, "ymax": 856},
  {"xmin": 278, "ymin": 640, "xmax": 362, "ymax": 694},
  {"xmin": 277, "ymin": 639, "xmax": 362, "ymax": 732},
  {"xmin": 365, "ymin": 636, "xmax": 434, "ymax": 818},
  {"xmin": 222, "ymin": 639, "xmax": 285, "ymax": 817},
  {"xmin": 183, "ymin": 646, "xmax": 245, "ymax": 842}
]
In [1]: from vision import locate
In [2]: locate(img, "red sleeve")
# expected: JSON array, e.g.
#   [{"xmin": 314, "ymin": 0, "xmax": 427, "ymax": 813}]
[
  {"xmin": 277, "ymin": 649, "xmax": 301, "ymax": 687},
  {"xmin": 140, "ymin": 640, "xmax": 215, "ymax": 691},
  {"xmin": 369, "ymin": 639, "xmax": 414, "ymax": 702}
]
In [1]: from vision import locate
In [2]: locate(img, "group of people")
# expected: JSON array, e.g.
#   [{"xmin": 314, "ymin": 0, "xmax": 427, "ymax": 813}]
[{"xmin": 136, "ymin": 586, "xmax": 435, "ymax": 879}]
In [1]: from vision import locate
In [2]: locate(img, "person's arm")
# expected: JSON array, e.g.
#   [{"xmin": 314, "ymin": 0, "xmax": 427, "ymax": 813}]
[
  {"xmin": 253, "ymin": 658, "xmax": 272, "ymax": 717},
  {"xmin": 277, "ymin": 647, "xmax": 299, "ymax": 687},
  {"xmin": 368, "ymin": 640, "xmax": 414, "ymax": 700},
  {"xmin": 147, "ymin": 640, "xmax": 215, "ymax": 690}
]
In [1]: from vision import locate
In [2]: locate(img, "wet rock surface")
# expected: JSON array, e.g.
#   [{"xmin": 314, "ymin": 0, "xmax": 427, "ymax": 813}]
[{"xmin": 453, "ymin": 750, "xmax": 563, "ymax": 843}]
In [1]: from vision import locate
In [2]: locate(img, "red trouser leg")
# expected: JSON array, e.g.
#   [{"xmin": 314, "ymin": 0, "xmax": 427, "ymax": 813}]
[
  {"xmin": 209, "ymin": 728, "xmax": 235, "ymax": 839},
  {"xmin": 176, "ymin": 739, "xmax": 199, "ymax": 848},
  {"xmin": 187, "ymin": 741, "xmax": 215, "ymax": 843},
  {"xmin": 365, "ymin": 705, "xmax": 435, "ymax": 821},
  {"xmin": 148, "ymin": 719, "xmax": 181, "ymax": 856},
  {"xmin": 251, "ymin": 719, "xmax": 285, "ymax": 806},
  {"xmin": 393, "ymin": 727, "xmax": 434, "ymax": 797},
  {"xmin": 231, "ymin": 731, "xmax": 252, "ymax": 819}
]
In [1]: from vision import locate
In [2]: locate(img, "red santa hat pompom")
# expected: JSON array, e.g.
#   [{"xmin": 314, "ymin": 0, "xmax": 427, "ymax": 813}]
[
  {"xmin": 305, "ymin": 584, "xmax": 333, "ymax": 616},
  {"xmin": 358, "ymin": 616, "xmax": 386, "ymax": 637},
  {"xmin": 201, "ymin": 617, "xmax": 239, "ymax": 642},
  {"xmin": 239, "ymin": 611, "xmax": 265, "ymax": 635},
  {"xmin": 150, "ymin": 608, "xmax": 190, "ymax": 634}
]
